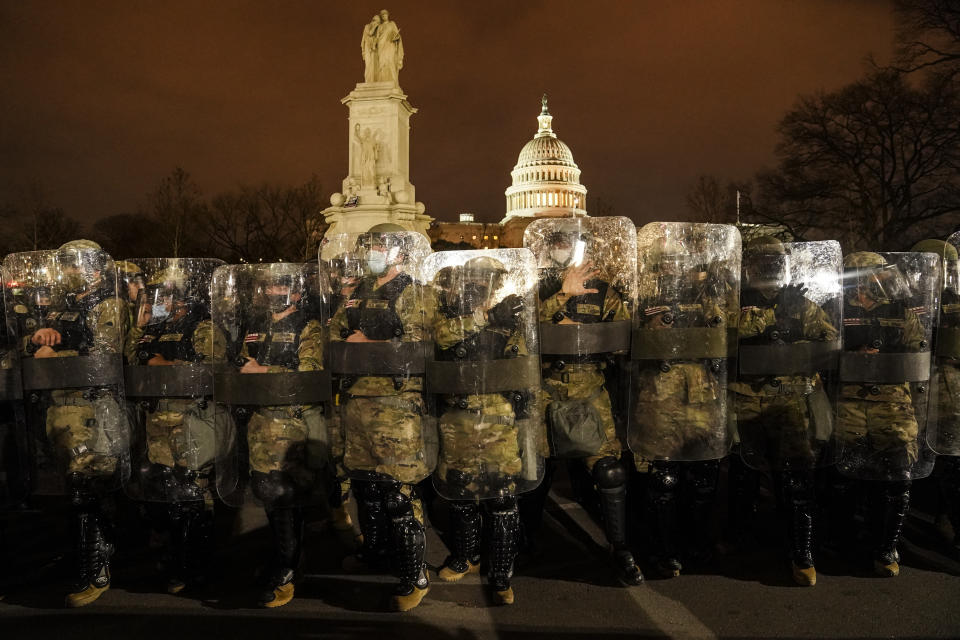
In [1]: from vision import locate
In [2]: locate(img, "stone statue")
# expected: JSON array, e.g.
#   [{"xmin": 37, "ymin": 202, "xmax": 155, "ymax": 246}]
[
  {"xmin": 375, "ymin": 10, "xmax": 403, "ymax": 86},
  {"xmin": 355, "ymin": 124, "xmax": 379, "ymax": 188},
  {"xmin": 361, "ymin": 15, "xmax": 381, "ymax": 83}
]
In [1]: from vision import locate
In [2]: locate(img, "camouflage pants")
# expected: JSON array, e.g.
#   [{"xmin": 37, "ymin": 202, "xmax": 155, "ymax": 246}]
[
  {"xmin": 437, "ymin": 395, "xmax": 522, "ymax": 495},
  {"xmin": 630, "ymin": 365, "xmax": 728, "ymax": 461},
  {"xmin": 835, "ymin": 398, "xmax": 919, "ymax": 468},
  {"xmin": 734, "ymin": 392, "xmax": 817, "ymax": 468},
  {"xmin": 45, "ymin": 390, "xmax": 124, "ymax": 478},
  {"xmin": 542, "ymin": 366, "xmax": 620, "ymax": 468},
  {"xmin": 933, "ymin": 364, "xmax": 960, "ymax": 455},
  {"xmin": 246, "ymin": 405, "xmax": 327, "ymax": 488},
  {"xmin": 342, "ymin": 393, "xmax": 431, "ymax": 484},
  {"xmin": 145, "ymin": 398, "xmax": 216, "ymax": 471}
]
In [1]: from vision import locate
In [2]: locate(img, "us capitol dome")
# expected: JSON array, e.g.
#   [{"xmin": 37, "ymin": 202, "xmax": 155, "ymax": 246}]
[{"xmin": 502, "ymin": 95, "xmax": 588, "ymax": 222}]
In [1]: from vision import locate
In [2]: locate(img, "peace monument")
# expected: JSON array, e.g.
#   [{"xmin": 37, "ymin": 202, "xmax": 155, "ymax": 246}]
[{"xmin": 322, "ymin": 9, "xmax": 432, "ymax": 236}]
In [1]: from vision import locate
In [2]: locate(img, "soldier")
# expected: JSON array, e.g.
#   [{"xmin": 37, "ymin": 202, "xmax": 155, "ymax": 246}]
[
  {"xmin": 214, "ymin": 262, "xmax": 329, "ymax": 607},
  {"xmin": 630, "ymin": 223, "xmax": 740, "ymax": 578},
  {"xmin": 327, "ymin": 224, "xmax": 433, "ymax": 612},
  {"xmin": 522, "ymin": 218, "xmax": 643, "ymax": 585},
  {"xmin": 732, "ymin": 237, "xmax": 840, "ymax": 586},
  {"xmin": 829, "ymin": 251, "xmax": 937, "ymax": 577},
  {"xmin": 115, "ymin": 261, "xmax": 145, "ymax": 322},
  {"xmin": 123, "ymin": 260, "xmax": 223, "ymax": 594},
  {"xmin": 911, "ymin": 238, "xmax": 960, "ymax": 557},
  {"xmin": 4, "ymin": 239, "xmax": 128, "ymax": 607},
  {"xmin": 426, "ymin": 254, "xmax": 541, "ymax": 605}
]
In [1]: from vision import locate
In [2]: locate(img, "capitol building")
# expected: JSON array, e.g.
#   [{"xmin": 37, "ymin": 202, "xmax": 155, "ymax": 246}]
[
  {"xmin": 428, "ymin": 97, "xmax": 589, "ymax": 249},
  {"xmin": 503, "ymin": 96, "xmax": 587, "ymax": 222}
]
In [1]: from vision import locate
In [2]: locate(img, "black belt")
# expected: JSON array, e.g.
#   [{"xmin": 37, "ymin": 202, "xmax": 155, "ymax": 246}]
[
  {"xmin": 838, "ymin": 351, "xmax": 931, "ymax": 383},
  {"xmin": 124, "ymin": 364, "xmax": 213, "ymax": 397},
  {"xmin": 539, "ymin": 320, "xmax": 631, "ymax": 355},
  {"xmin": 328, "ymin": 341, "xmax": 428, "ymax": 376},
  {"xmin": 22, "ymin": 354, "xmax": 123, "ymax": 390},
  {"xmin": 426, "ymin": 356, "xmax": 539, "ymax": 394},
  {"xmin": 214, "ymin": 368, "xmax": 332, "ymax": 405},
  {"xmin": 738, "ymin": 341, "xmax": 840, "ymax": 376}
]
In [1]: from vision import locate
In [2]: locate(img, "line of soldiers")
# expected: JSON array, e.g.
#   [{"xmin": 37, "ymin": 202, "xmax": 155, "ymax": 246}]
[{"xmin": 0, "ymin": 220, "xmax": 957, "ymax": 612}]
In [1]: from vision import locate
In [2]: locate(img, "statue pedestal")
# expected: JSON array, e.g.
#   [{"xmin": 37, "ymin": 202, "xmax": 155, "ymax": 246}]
[{"xmin": 322, "ymin": 82, "xmax": 432, "ymax": 237}]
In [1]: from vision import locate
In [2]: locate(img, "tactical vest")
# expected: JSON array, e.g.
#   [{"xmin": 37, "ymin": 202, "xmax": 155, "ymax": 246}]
[
  {"xmin": 739, "ymin": 288, "xmax": 803, "ymax": 346},
  {"xmin": 843, "ymin": 300, "xmax": 909, "ymax": 353},
  {"xmin": 46, "ymin": 286, "xmax": 111, "ymax": 354},
  {"xmin": 137, "ymin": 307, "xmax": 206, "ymax": 364},
  {"xmin": 345, "ymin": 273, "xmax": 410, "ymax": 341},
  {"xmin": 244, "ymin": 310, "xmax": 307, "ymax": 370}
]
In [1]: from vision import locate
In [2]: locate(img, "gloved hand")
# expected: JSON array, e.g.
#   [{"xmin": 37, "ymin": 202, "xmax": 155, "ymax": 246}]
[{"xmin": 487, "ymin": 294, "xmax": 523, "ymax": 329}]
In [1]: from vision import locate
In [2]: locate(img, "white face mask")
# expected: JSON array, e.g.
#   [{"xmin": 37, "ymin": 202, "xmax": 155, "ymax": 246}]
[
  {"xmin": 366, "ymin": 251, "xmax": 388, "ymax": 275},
  {"xmin": 550, "ymin": 248, "xmax": 573, "ymax": 267},
  {"xmin": 149, "ymin": 302, "xmax": 169, "ymax": 324}
]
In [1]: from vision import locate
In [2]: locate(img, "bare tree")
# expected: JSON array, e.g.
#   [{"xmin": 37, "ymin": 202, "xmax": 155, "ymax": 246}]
[
  {"xmin": 891, "ymin": 0, "xmax": 960, "ymax": 79},
  {"xmin": 148, "ymin": 167, "xmax": 206, "ymax": 257},
  {"xmin": 752, "ymin": 70, "xmax": 960, "ymax": 250}
]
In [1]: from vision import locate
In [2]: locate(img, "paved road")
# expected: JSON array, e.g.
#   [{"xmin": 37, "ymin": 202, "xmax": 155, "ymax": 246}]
[{"xmin": 2, "ymin": 475, "xmax": 960, "ymax": 639}]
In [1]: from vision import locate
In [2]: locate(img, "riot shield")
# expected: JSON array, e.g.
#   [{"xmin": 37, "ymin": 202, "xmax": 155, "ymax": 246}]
[
  {"xmin": 834, "ymin": 252, "xmax": 938, "ymax": 481},
  {"xmin": 735, "ymin": 240, "xmax": 842, "ymax": 471},
  {"xmin": 2, "ymin": 247, "xmax": 129, "ymax": 495},
  {"xmin": 422, "ymin": 249, "xmax": 543, "ymax": 500},
  {"xmin": 121, "ymin": 258, "xmax": 224, "ymax": 503},
  {"xmin": 523, "ymin": 217, "xmax": 636, "ymax": 459},
  {"xmin": 628, "ymin": 222, "xmax": 741, "ymax": 462},
  {"xmin": 212, "ymin": 263, "xmax": 332, "ymax": 507},
  {"xmin": 322, "ymin": 230, "xmax": 435, "ymax": 485},
  {"xmin": 928, "ymin": 233, "xmax": 960, "ymax": 455},
  {"xmin": 0, "ymin": 293, "xmax": 29, "ymax": 507}
]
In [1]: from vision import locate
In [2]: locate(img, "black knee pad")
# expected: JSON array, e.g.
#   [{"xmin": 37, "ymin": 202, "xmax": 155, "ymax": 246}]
[
  {"xmin": 592, "ymin": 456, "xmax": 627, "ymax": 490},
  {"xmin": 687, "ymin": 460, "xmax": 719, "ymax": 495},
  {"xmin": 649, "ymin": 462, "xmax": 679, "ymax": 495},
  {"xmin": 385, "ymin": 485, "xmax": 415, "ymax": 519},
  {"xmin": 251, "ymin": 470, "xmax": 298, "ymax": 508}
]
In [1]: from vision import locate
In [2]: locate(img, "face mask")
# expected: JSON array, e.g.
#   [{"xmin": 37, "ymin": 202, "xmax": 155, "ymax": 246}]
[
  {"xmin": 367, "ymin": 251, "xmax": 388, "ymax": 275},
  {"xmin": 149, "ymin": 302, "xmax": 170, "ymax": 324},
  {"xmin": 550, "ymin": 249, "xmax": 573, "ymax": 267}
]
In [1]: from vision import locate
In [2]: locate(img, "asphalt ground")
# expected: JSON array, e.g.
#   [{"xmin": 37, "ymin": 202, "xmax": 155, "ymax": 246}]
[{"xmin": 2, "ymin": 464, "xmax": 960, "ymax": 640}]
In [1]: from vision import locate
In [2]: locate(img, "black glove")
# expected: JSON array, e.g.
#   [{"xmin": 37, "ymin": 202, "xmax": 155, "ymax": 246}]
[
  {"xmin": 487, "ymin": 294, "xmax": 523, "ymax": 329},
  {"xmin": 775, "ymin": 283, "xmax": 808, "ymax": 323}
]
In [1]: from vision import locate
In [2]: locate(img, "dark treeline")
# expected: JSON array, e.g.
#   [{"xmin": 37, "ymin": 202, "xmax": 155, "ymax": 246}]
[{"xmin": 0, "ymin": 169, "xmax": 326, "ymax": 263}]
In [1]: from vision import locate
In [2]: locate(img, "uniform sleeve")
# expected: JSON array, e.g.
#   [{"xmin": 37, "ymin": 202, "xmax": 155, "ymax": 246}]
[
  {"xmin": 296, "ymin": 318, "xmax": 325, "ymax": 372},
  {"xmin": 800, "ymin": 299, "xmax": 839, "ymax": 342},
  {"xmin": 89, "ymin": 298, "xmax": 126, "ymax": 355},
  {"xmin": 603, "ymin": 286, "xmax": 630, "ymax": 322},
  {"xmin": 505, "ymin": 329, "xmax": 528, "ymax": 356},
  {"xmin": 328, "ymin": 302, "xmax": 348, "ymax": 342},
  {"xmin": 901, "ymin": 308, "xmax": 927, "ymax": 351},
  {"xmin": 539, "ymin": 291, "xmax": 567, "ymax": 321},
  {"xmin": 433, "ymin": 311, "xmax": 487, "ymax": 350},
  {"xmin": 394, "ymin": 283, "xmax": 425, "ymax": 342},
  {"xmin": 191, "ymin": 319, "xmax": 227, "ymax": 361},
  {"xmin": 125, "ymin": 325, "xmax": 145, "ymax": 364}
]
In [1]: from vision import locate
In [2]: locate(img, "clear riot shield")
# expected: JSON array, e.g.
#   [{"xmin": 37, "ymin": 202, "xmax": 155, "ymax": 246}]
[
  {"xmin": 0, "ymin": 296, "xmax": 29, "ymax": 507},
  {"xmin": 212, "ymin": 263, "xmax": 332, "ymax": 507},
  {"xmin": 322, "ymin": 231, "xmax": 435, "ymax": 485},
  {"xmin": 834, "ymin": 252, "xmax": 938, "ymax": 481},
  {"xmin": 929, "ymin": 233, "xmax": 960, "ymax": 455},
  {"xmin": 121, "ymin": 258, "xmax": 224, "ymax": 503},
  {"xmin": 628, "ymin": 223, "xmax": 741, "ymax": 462},
  {"xmin": 422, "ymin": 249, "xmax": 543, "ymax": 500},
  {"xmin": 523, "ymin": 217, "xmax": 636, "ymax": 459},
  {"xmin": 735, "ymin": 240, "xmax": 842, "ymax": 471},
  {"xmin": 2, "ymin": 247, "xmax": 129, "ymax": 494}
]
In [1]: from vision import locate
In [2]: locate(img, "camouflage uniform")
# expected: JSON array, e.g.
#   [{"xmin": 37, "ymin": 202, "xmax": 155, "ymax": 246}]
[
  {"xmin": 13, "ymin": 240, "xmax": 128, "ymax": 607},
  {"xmin": 328, "ymin": 226, "xmax": 431, "ymax": 611},
  {"xmin": 830, "ymin": 251, "xmax": 930, "ymax": 577},
  {"xmin": 430, "ymin": 264, "xmax": 529, "ymax": 600},
  {"xmin": 730, "ymin": 236, "xmax": 840, "ymax": 586},
  {"xmin": 125, "ymin": 272, "xmax": 225, "ymax": 593},
  {"xmin": 238, "ymin": 296, "xmax": 327, "ymax": 606},
  {"xmin": 530, "ymin": 261, "xmax": 642, "ymax": 585},
  {"xmin": 631, "ymin": 249, "xmax": 738, "ymax": 577}
]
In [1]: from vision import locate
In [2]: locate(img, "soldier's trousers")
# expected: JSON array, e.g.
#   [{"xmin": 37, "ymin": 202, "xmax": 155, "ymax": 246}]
[
  {"xmin": 645, "ymin": 459, "xmax": 720, "ymax": 567},
  {"xmin": 353, "ymin": 479, "xmax": 426, "ymax": 586},
  {"xmin": 445, "ymin": 494, "xmax": 520, "ymax": 590}
]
